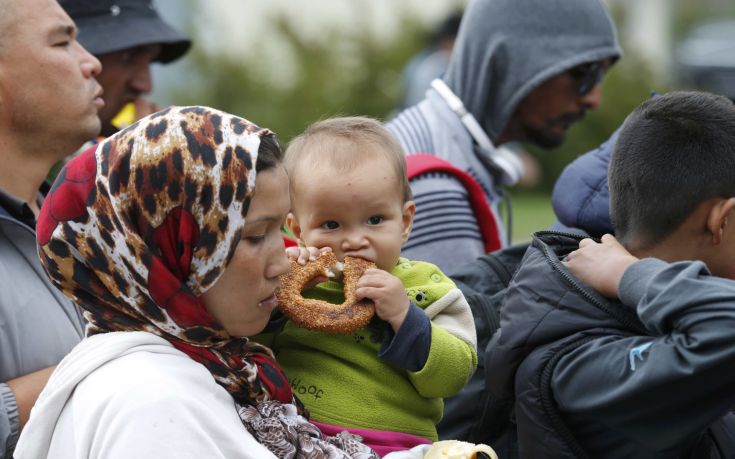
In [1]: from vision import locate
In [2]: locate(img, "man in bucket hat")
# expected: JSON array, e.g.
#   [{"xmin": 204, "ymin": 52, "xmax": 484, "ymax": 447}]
[{"xmin": 60, "ymin": 0, "xmax": 191, "ymax": 136}]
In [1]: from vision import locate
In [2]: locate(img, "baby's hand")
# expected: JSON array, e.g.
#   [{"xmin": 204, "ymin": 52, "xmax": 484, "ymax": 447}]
[
  {"xmin": 284, "ymin": 246, "xmax": 332, "ymax": 290},
  {"xmin": 285, "ymin": 246, "xmax": 331, "ymax": 265},
  {"xmin": 355, "ymin": 269, "xmax": 409, "ymax": 332}
]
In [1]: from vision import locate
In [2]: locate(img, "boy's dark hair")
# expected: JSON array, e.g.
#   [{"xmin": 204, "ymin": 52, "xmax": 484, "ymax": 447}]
[{"xmin": 610, "ymin": 91, "xmax": 735, "ymax": 249}]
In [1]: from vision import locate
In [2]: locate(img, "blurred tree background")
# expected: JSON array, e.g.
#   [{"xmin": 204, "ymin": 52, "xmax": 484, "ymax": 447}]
[
  {"xmin": 172, "ymin": 9, "xmax": 428, "ymax": 142},
  {"xmin": 162, "ymin": 0, "xmax": 731, "ymax": 241}
]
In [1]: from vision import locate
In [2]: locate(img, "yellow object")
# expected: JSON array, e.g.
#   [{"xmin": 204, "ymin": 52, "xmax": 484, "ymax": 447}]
[
  {"xmin": 423, "ymin": 440, "xmax": 498, "ymax": 459},
  {"xmin": 111, "ymin": 102, "xmax": 136, "ymax": 129}
]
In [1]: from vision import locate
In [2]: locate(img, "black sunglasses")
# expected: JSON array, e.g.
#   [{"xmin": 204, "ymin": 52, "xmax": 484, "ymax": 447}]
[{"xmin": 568, "ymin": 61, "xmax": 606, "ymax": 96}]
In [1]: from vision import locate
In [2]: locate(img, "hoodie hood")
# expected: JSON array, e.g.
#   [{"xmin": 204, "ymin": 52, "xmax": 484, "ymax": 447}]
[
  {"xmin": 485, "ymin": 231, "xmax": 645, "ymax": 401},
  {"xmin": 443, "ymin": 0, "xmax": 622, "ymax": 142}
]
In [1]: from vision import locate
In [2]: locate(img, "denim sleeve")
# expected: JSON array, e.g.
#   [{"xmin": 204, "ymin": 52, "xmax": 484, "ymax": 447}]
[
  {"xmin": 0, "ymin": 382, "xmax": 19, "ymax": 458},
  {"xmin": 378, "ymin": 303, "xmax": 431, "ymax": 371}
]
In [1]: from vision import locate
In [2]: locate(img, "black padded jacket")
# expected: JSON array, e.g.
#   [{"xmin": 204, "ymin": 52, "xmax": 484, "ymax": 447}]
[{"xmin": 486, "ymin": 231, "xmax": 735, "ymax": 458}]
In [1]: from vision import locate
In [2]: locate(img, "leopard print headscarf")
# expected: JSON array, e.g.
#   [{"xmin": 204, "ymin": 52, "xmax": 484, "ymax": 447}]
[{"xmin": 37, "ymin": 106, "xmax": 377, "ymax": 459}]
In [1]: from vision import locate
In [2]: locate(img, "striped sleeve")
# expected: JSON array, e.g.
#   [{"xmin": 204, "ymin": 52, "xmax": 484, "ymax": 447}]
[
  {"xmin": 387, "ymin": 106, "xmax": 433, "ymax": 155},
  {"xmin": 402, "ymin": 172, "xmax": 485, "ymax": 273}
]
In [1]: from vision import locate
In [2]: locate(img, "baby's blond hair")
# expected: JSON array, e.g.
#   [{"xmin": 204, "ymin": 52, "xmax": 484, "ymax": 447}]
[{"xmin": 285, "ymin": 116, "xmax": 411, "ymax": 202}]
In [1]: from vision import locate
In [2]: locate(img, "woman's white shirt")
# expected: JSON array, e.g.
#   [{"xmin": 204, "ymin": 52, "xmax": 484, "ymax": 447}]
[{"xmin": 15, "ymin": 331, "xmax": 276, "ymax": 459}]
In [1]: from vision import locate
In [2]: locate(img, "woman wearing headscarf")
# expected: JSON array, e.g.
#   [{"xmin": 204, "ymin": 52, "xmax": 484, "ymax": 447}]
[{"xmin": 13, "ymin": 106, "xmax": 382, "ymax": 458}]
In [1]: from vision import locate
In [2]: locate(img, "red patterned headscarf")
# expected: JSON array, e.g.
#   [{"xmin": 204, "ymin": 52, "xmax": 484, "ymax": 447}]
[{"xmin": 37, "ymin": 106, "xmax": 296, "ymax": 408}]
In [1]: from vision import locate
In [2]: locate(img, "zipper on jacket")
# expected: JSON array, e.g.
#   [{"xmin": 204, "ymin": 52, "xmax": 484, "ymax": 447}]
[{"xmin": 532, "ymin": 231, "xmax": 648, "ymax": 334}]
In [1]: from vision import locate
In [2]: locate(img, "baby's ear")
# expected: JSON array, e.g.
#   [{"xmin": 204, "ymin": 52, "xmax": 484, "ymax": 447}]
[
  {"xmin": 286, "ymin": 212, "xmax": 302, "ymax": 242},
  {"xmin": 401, "ymin": 201, "xmax": 416, "ymax": 243}
]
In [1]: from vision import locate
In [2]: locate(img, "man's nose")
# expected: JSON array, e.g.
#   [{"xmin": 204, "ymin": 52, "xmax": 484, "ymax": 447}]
[
  {"xmin": 79, "ymin": 44, "xmax": 102, "ymax": 78},
  {"xmin": 129, "ymin": 64, "xmax": 153, "ymax": 94},
  {"xmin": 580, "ymin": 83, "xmax": 603, "ymax": 110}
]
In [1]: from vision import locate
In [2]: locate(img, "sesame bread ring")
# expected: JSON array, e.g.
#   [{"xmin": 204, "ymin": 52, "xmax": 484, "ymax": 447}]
[{"xmin": 276, "ymin": 251, "xmax": 376, "ymax": 334}]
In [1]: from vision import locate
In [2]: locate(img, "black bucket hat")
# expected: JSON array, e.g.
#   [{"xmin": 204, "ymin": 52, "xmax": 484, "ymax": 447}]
[{"xmin": 60, "ymin": 0, "xmax": 191, "ymax": 64}]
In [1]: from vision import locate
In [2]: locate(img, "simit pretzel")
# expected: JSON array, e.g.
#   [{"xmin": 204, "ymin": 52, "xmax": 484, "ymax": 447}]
[{"xmin": 276, "ymin": 251, "xmax": 376, "ymax": 334}]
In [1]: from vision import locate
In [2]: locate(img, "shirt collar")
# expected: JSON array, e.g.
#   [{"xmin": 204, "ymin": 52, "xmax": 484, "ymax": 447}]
[{"xmin": 0, "ymin": 184, "xmax": 46, "ymax": 229}]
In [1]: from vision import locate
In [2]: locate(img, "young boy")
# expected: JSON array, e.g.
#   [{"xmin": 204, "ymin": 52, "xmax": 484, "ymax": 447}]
[
  {"xmin": 260, "ymin": 117, "xmax": 478, "ymax": 455},
  {"xmin": 484, "ymin": 91, "xmax": 735, "ymax": 457}
]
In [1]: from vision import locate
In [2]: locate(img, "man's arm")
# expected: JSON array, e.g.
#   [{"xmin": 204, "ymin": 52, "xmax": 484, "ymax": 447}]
[
  {"xmin": 6, "ymin": 367, "xmax": 55, "ymax": 427},
  {"xmin": 1, "ymin": 366, "xmax": 54, "ymax": 457}
]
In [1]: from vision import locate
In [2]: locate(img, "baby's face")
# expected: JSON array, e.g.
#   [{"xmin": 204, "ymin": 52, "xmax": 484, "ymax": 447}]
[{"xmin": 289, "ymin": 156, "xmax": 414, "ymax": 271}]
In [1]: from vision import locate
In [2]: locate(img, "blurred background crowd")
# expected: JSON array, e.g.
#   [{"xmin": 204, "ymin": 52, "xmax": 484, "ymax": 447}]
[{"xmin": 148, "ymin": 0, "xmax": 735, "ymax": 241}]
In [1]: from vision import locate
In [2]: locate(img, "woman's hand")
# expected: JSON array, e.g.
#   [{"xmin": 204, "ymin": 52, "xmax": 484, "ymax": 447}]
[
  {"xmin": 355, "ymin": 269, "xmax": 409, "ymax": 332},
  {"xmin": 285, "ymin": 245, "xmax": 331, "ymax": 265},
  {"xmin": 563, "ymin": 234, "xmax": 638, "ymax": 298}
]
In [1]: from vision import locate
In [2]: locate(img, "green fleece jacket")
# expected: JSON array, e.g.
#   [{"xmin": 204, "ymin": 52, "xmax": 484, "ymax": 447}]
[{"xmin": 258, "ymin": 258, "xmax": 477, "ymax": 440}]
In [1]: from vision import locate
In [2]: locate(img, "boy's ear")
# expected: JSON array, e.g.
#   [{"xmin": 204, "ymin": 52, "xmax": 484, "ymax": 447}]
[
  {"xmin": 286, "ymin": 212, "xmax": 303, "ymax": 243},
  {"xmin": 706, "ymin": 198, "xmax": 735, "ymax": 245},
  {"xmin": 401, "ymin": 201, "xmax": 416, "ymax": 243}
]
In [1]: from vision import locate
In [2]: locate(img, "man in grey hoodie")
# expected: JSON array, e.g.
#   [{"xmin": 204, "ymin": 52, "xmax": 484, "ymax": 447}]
[{"xmin": 388, "ymin": 0, "xmax": 621, "ymax": 273}]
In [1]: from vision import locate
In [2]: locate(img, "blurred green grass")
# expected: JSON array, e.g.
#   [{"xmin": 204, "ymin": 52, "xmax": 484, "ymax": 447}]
[{"xmin": 507, "ymin": 192, "xmax": 556, "ymax": 244}]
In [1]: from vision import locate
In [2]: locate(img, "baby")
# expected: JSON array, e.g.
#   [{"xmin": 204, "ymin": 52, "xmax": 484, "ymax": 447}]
[{"xmin": 259, "ymin": 116, "xmax": 477, "ymax": 456}]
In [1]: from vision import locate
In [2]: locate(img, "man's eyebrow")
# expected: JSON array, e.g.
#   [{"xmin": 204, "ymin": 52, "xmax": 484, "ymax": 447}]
[{"xmin": 50, "ymin": 24, "xmax": 77, "ymax": 37}]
